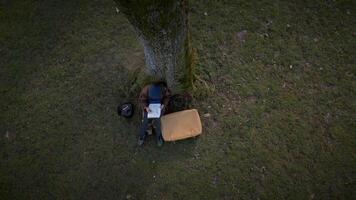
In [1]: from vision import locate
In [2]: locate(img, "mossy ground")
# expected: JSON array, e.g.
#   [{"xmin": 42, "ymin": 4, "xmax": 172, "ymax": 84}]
[{"xmin": 1, "ymin": 0, "xmax": 355, "ymax": 199}]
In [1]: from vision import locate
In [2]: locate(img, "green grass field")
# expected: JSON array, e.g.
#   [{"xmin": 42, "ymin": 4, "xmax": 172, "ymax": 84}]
[{"xmin": 1, "ymin": 0, "xmax": 355, "ymax": 199}]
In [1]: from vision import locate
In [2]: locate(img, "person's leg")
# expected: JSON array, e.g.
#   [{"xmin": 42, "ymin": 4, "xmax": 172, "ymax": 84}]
[
  {"xmin": 138, "ymin": 112, "xmax": 148, "ymax": 145},
  {"xmin": 153, "ymin": 118, "xmax": 164, "ymax": 146}
]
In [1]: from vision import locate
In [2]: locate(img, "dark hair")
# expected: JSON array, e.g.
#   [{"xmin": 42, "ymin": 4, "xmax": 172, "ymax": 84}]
[{"xmin": 151, "ymin": 80, "xmax": 167, "ymax": 88}]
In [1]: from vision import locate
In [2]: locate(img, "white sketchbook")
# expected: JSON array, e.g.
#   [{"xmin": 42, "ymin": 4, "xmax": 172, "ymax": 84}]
[{"xmin": 147, "ymin": 103, "xmax": 161, "ymax": 118}]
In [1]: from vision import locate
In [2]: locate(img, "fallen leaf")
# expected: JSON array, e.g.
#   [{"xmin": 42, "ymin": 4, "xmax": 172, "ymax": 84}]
[{"xmin": 237, "ymin": 30, "xmax": 248, "ymax": 41}]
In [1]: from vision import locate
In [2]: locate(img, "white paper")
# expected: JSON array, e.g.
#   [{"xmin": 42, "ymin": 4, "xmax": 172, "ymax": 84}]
[{"xmin": 147, "ymin": 103, "xmax": 161, "ymax": 118}]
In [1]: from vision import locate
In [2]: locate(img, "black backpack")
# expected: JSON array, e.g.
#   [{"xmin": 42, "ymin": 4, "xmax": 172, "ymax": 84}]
[{"xmin": 118, "ymin": 103, "xmax": 134, "ymax": 118}]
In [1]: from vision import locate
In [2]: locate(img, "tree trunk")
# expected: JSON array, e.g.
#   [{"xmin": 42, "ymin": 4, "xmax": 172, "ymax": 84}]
[{"xmin": 114, "ymin": 0, "xmax": 191, "ymax": 92}]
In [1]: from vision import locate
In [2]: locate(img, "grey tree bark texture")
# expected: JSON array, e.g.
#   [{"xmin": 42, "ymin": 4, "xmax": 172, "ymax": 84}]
[{"xmin": 114, "ymin": 0, "xmax": 192, "ymax": 92}]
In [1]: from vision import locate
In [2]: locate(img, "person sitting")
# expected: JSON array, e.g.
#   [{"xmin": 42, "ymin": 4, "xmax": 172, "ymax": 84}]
[{"xmin": 138, "ymin": 81, "xmax": 171, "ymax": 146}]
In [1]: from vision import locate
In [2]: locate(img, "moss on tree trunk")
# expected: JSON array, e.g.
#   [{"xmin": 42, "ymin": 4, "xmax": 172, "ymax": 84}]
[{"xmin": 114, "ymin": 0, "xmax": 194, "ymax": 93}]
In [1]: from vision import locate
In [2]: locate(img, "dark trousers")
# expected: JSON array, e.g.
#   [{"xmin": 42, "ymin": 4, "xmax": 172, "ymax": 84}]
[{"xmin": 139, "ymin": 112, "xmax": 162, "ymax": 140}]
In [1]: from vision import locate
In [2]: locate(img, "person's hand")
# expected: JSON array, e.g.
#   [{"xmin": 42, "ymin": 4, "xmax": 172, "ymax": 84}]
[{"xmin": 144, "ymin": 107, "xmax": 151, "ymax": 112}]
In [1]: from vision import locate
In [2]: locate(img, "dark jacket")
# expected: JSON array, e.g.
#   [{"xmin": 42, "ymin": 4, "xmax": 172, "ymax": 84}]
[{"xmin": 139, "ymin": 83, "xmax": 171, "ymax": 114}]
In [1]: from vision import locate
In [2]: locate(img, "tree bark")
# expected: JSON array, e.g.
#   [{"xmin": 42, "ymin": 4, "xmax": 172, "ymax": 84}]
[{"xmin": 114, "ymin": 0, "xmax": 190, "ymax": 92}]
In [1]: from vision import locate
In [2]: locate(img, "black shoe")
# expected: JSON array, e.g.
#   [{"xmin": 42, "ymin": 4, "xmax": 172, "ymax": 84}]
[
  {"xmin": 157, "ymin": 136, "xmax": 164, "ymax": 147},
  {"xmin": 138, "ymin": 136, "xmax": 145, "ymax": 146}
]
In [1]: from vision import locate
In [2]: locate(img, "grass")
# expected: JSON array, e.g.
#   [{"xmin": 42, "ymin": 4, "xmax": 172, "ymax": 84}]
[{"xmin": 1, "ymin": 0, "xmax": 355, "ymax": 199}]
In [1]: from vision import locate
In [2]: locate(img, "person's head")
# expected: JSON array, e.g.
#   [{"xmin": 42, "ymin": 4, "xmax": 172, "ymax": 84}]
[{"xmin": 151, "ymin": 80, "xmax": 167, "ymax": 88}]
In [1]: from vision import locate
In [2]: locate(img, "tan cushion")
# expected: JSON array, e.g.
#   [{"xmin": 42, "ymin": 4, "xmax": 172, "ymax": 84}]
[{"xmin": 161, "ymin": 109, "xmax": 202, "ymax": 141}]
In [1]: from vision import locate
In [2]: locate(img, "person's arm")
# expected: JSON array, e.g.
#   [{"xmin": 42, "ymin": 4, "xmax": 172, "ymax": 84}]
[
  {"xmin": 161, "ymin": 87, "xmax": 171, "ymax": 112},
  {"xmin": 139, "ymin": 85, "xmax": 149, "ymax": 111}
]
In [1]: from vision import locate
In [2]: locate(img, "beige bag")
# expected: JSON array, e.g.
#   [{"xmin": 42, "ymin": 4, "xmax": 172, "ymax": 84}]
[{"xmin": 161, "ymin": 109, "xmax": 202, "ymax": 141}]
